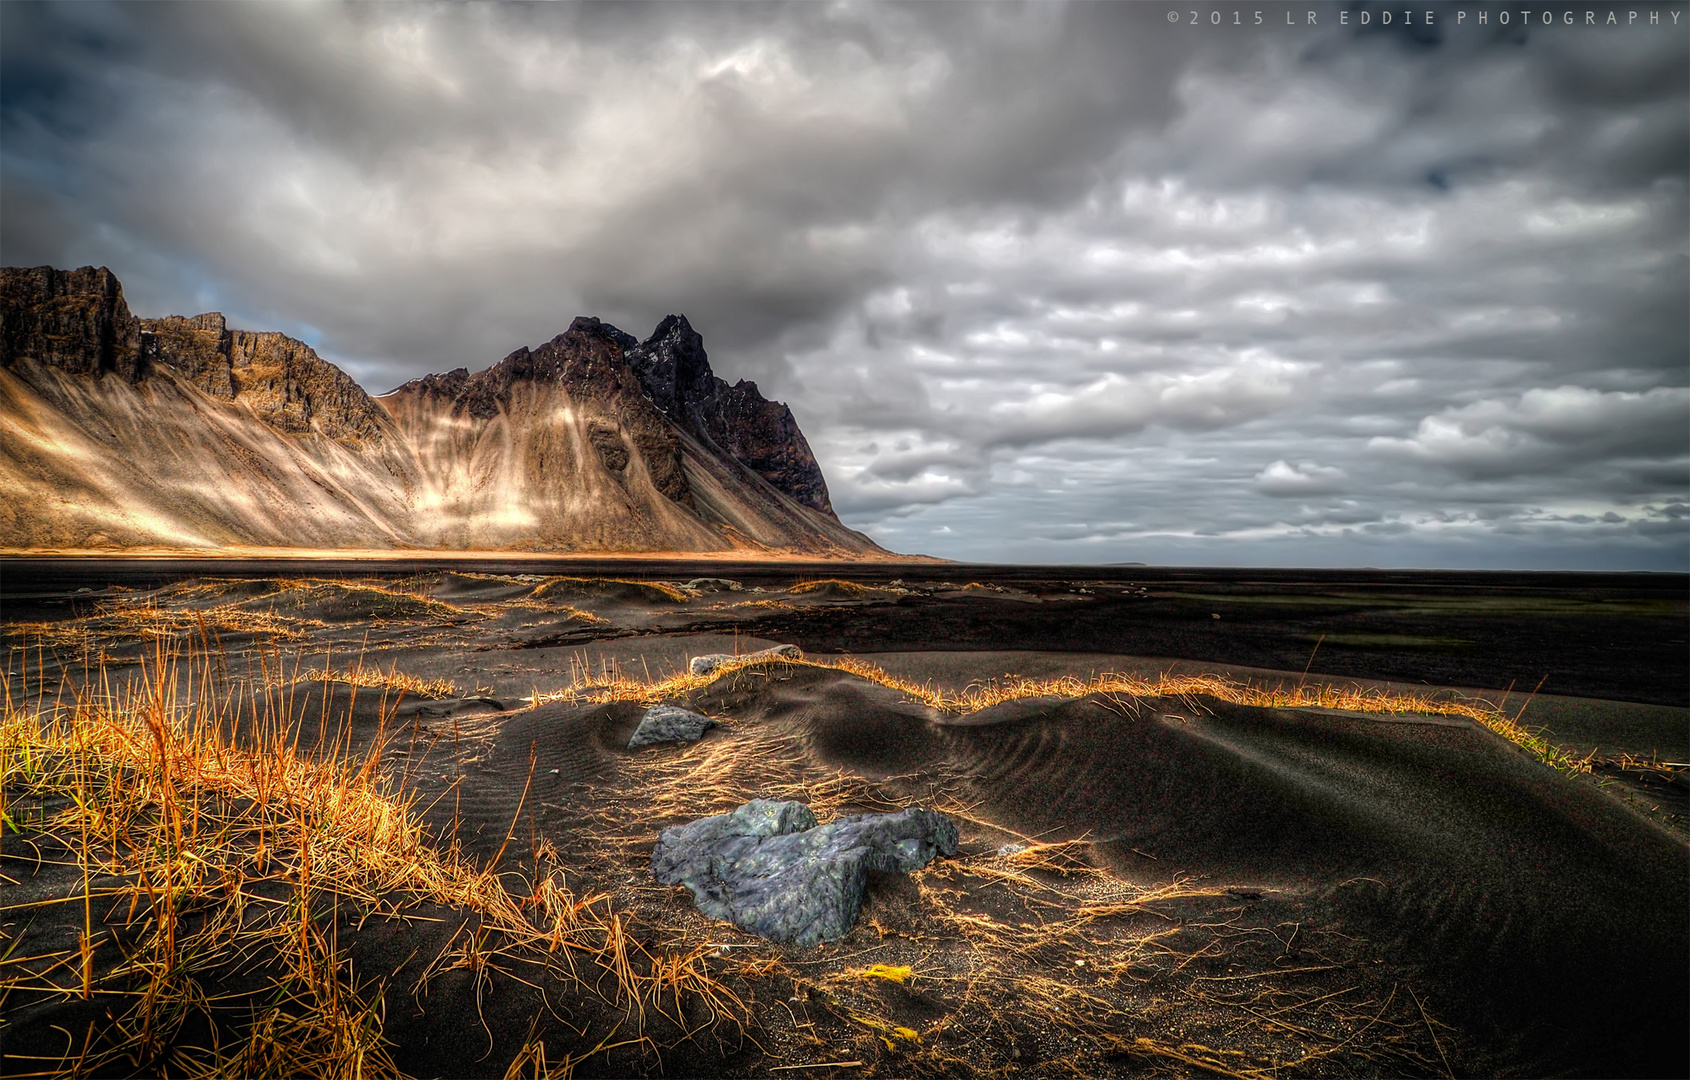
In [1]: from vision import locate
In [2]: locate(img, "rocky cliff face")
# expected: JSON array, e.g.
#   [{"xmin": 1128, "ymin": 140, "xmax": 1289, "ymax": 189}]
[
  {"xmin": 141, "ymin": 313, "xmax": 389, "ymax": 446},
  {"xmin": 3, "ymin": 268, "xmax": 391, "ymax": 446},
  {"xmin": 1, "ymin": 266, "xmax": 144, "ymax": 382},
  {"xmin": 0, "ymin": 265, "xmax": 879, "ymax": 556},
  {"xmin": 626, "ymin": 315, "xmax": 835, "ymax": 514}
]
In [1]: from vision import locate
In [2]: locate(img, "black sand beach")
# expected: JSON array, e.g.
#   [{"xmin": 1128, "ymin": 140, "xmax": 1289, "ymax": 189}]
[{"xmin": 3, "ymin": 561, "xmax": 1685, "ymax": 1078}]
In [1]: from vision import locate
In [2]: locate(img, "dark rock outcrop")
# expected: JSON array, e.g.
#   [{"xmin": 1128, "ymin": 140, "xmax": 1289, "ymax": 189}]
[
  {"xmin": 627, "ymin": 315, "xmax": 835, "ymax": 514},
  {"xmin": 0, "ymin": 266, "xmax": 387, "ymax": 446},
  {"xmin": 651, "ymin": 799, "xmax": 959, "ymax": 947},
  {"xmin": 140, "ymin": 314, "xmax": 236, "ymax": 398},
  {"xmin": 628, "ymin": 705, "xmax": 719, "ymax": 749},
  {"xmin": 142, "ymin": 314, "xmax": 389, "ymax": 445},
  {"xmin": 218, "ymin": 327, "xmax": 390, "ymax": 444},
  {"xmin": 1, "ymin": 266, "xmax": 143, "ymax": 382}
]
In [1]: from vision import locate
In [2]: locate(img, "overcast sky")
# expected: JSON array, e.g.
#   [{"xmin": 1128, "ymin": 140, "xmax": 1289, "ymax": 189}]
[{"xmin": 3, "ymin": 1, "xmax": 1685, "ymax": 568}]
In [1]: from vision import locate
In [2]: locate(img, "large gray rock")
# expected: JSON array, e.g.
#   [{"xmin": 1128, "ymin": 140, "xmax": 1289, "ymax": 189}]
[
  {"xmin": 651, "ymin": 799, "xmax": 959, "ymax": 947},
  {"xmin": 689, "ymin": 644, "xmax": 801, "ymax": 677},
  {"xmin": 628, "ymin": 704, "xmax": 718, "ymax": 749}
]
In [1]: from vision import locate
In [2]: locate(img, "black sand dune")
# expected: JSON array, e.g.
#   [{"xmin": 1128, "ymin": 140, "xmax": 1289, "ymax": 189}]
[{"xmin": 3, "ymin": 564, "xmax": 1686, "ymax": 1078}]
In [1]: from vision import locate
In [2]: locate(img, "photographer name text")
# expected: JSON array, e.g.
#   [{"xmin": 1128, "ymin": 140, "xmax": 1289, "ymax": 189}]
[{"xmin": 1170, "ymin": 7, "xmax": 1683, "ymax": 26}]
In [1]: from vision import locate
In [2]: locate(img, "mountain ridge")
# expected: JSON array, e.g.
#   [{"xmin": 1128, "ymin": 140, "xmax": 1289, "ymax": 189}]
[{"xmin": 0, "ymin": 264, "xmax": 883, "ymax": 556}]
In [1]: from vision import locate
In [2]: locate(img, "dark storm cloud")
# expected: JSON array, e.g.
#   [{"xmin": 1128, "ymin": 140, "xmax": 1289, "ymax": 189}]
[
  {"xmin": 2, "ymin": 1, "xmax": 1685, "ymax": 568},
  {"xmin": 1, "ymin": 2, "xmax": 1191, "ymax": 373}
]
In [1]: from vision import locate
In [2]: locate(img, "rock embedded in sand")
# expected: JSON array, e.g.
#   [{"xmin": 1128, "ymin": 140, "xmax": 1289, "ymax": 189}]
[
  {"xmin": 628, "ymin": 704, "xmax": 719, "ymax": 749},
  {"xmin": 688, "ymin": 644, "xmax": 802, "ymax": 676},
  {"xmin": 651, "ymin": 798, "xmax": 959, "ymax": 947}
]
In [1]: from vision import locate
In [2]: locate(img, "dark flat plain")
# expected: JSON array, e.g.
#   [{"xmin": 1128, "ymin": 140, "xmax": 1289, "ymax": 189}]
[{"xmin": 5, "ymin": 558, "xmax": 1685, "ymax": 706}]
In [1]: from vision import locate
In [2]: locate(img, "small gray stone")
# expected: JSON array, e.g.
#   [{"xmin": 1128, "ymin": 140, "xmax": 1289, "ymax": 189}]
[
  {"xmin": 628, "ymin": 704, "xmax": 719, "ymax": 749},
  {"xmin": 688, "ymin": 643, "xmax": 802, "ymax": 677},
  {"xmin": 652, "ymin": 798, "xmax": 959, "ymax": 947}
]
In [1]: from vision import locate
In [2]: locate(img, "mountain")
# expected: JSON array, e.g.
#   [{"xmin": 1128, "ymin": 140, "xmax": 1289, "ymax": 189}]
[{"xmin": 0, "ymin": 265, "xmax": 884, "ymax": 556}]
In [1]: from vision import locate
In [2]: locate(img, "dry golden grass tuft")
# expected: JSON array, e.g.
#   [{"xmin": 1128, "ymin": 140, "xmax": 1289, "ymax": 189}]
[
  {"xmin": 293, "ymin": 663, "xmax": 460, "ymax": 701},
  {"xmin": 264, "ymin": 580, "xmax": 468, "ymax": 622},
  {"xmin": 1591, "ymin": 750, "xmax": 1688, "ymax": 777},
  {"xmin": 531, "ymin": 577, "xmax": 692, "ymax": 604},
  {"xmin": 505, "ymin": 601, "xmax": 608, "ymax": 624},
  {"xmin": 4, "ymin": 600, "xmax": 317, "ymax": 650},
  {"xmin": 535, "ymin": 652, "xmax": 1575, "ymax": 774},
  {"xmin": 786, "ymin": 579, "xmax": 875, "ymax": 598},
  {"xmin": 0, "ymin": 641, "xmax": 742, "ymax": 1078},
  {"xmin": 722, "ymin": 598, "xmax": 798, "ymax": 613}
]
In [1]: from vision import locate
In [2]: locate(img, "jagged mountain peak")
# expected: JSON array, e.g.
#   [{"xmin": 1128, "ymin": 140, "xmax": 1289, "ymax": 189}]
[
  {"xmin": 387, "ymin": 311, "xmax": 835, "ymax": 516},
  {"xmin": 627, "ymin": 314, "xmax": 712, "ymax": 415},
  {"xmin": 413, "ymin": 315, "xmax": 652, "ymax": 422},
  {"xmin": 624, "ymin": 315, "xmax": 833, "ymax": 515},
  {"xmin": 394, "ymin": 317, "xmax": 639, "ymax": 396}
]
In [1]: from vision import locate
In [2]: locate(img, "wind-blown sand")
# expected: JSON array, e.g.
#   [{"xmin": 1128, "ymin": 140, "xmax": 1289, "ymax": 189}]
[{"xmin": 3, "ymin": 566, "xmax": 1685, "ymax": 1078}]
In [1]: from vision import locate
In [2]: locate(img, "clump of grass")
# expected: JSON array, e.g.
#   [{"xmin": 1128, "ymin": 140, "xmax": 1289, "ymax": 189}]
[
  {"xmin": 294, "ymin": 663, "xmax": 460, "ymax": 701},
  {"xmin": 263, "ymin": 580, "xmax": 467, "ymax": 622},
  {"xmin": 870, "ymin": 659, "xmax": 1584, "ymax": 773},
  {"xmin": 153, "ymin": 578, "xmax": 287, "ymax": 603},
  {"xmin": 0, "ymin": 640, "xmax": 743, "ymax": 1078},
  {"xmin": 842, "ymin": 964, "xmax": 913, "ymax": 985},
  {"xmin": 893, "ymin": 844, "xmax": 1456, "ymax": 1077},
  {"xmin": 724, "ymin": 598, "xmax": 798, "ymax": 613},
  {"xmin": 531, "ymin": 578, "xmax": 692, "ymax": 604},
  {"xmin": 787, "ymin": 579, "xmax": 875, "ymax": 598},
  {"xmin": 999, "ymin": 838, "xmax": 1097, "ymax": 875},
  {"xmin": 789, "ymin": 656, "xmax": 1567, "ymax": 776},
  {"xmin": 1, "ymin": 641, "xmax": 418, "ymax": 1076},
  {"xmin": 533, "ymin": 653, "xmax": 1572, "ymax": 772},
  {"xmin": 1590, "ymin": 751, "xmax": 1688, "ymax": 778},
  {"xmin": 533, "ymin": 652, "xmax": 874, "ymax": 711},
  {"xmin": 4, "ymin": 601, "xmax": 316, "ymax": 650},
  {"xmin": 506, "ymin": 601, "xmax": 607, "ymax": 625}
]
